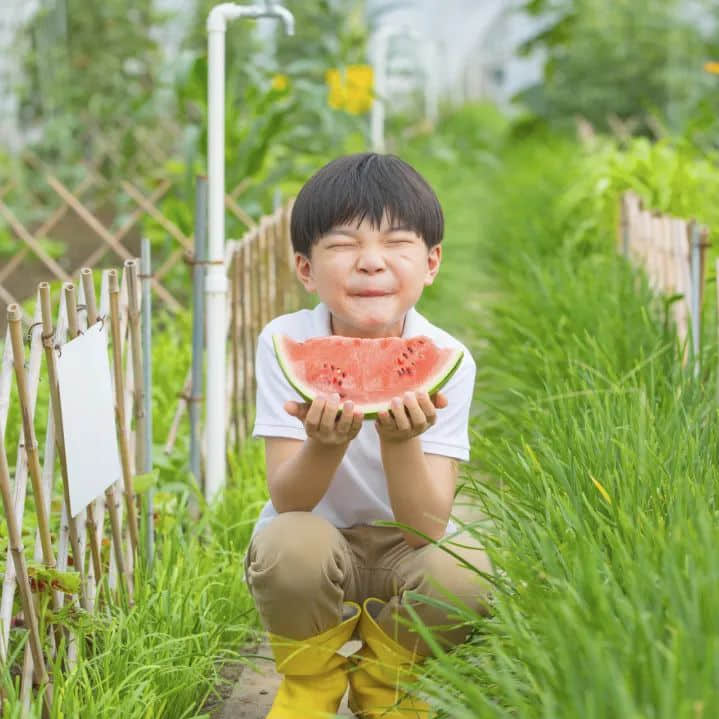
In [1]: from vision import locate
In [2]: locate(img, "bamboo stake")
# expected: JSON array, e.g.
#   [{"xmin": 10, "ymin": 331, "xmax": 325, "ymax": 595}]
[
  {"xmin": 45, "ymin": 175, "xmax": 182, "ymax": 313},
  {"xmin": 257, "ymin": 222, "xmax": 268, "ymax": 331},
  {"xmin": 0, "ymin": 433, "xmax": 53, "ymax": 716},
  {"xmin": 125, "ymin": 261, "xmax": 146, "ymax": 480},
  {"xmin": 1, "ymin": 298, "xmax": 49, "ymax": 663},
  {"xmin": 98, "ymin": 270, "xmax": 127, "ymax": 594},
  {"xmin": 80, "ymin": 269, "xmax": 110, "ymax": 586},
  {"xmin": 241, "ymin": 242, "xmax": 251, "ymax": 436},
  {"xmin": 7, "ymin": 305, "xmax": 55, "ymax": 567},
  {"xmin": 0, "ymin": 201, "xmax": 71, "ymax": 282},
  {"xmin": 271, "ymin": 211, "xmax": 284, "ymax": 317},
  {"xmin": 7, "ymin": 303, "xmax": 66, "ymax": 661},
  {"xmin": 231, "ymin": 251, "xmax": 241, "ymax": 446},
  {"xmin": 108, "ymin": 271, "xmax": 140, "ymax": 556},
  {"xmin": 38, "ymin": 283, "xmax": 90, "ymax": 611}
]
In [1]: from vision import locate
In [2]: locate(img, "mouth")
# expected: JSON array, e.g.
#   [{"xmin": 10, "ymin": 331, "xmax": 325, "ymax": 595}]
[{"xmin": 353, "ymin": 290, "xmax": 394, "ymax": 297}]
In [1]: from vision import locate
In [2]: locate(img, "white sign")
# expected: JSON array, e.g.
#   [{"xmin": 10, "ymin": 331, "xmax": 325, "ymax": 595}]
[{"xmin": 57, "ymin": 321, "xmax": 122, "ymax": 517}]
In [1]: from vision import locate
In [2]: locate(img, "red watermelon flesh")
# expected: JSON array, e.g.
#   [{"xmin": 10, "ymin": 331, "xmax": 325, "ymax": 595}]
[{"xmin": 272, "ymin": 334, "xmax": 463, "ymax": 418}]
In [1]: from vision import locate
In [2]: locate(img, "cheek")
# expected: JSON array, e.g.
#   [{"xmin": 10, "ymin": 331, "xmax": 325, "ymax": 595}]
[
  {"xmin": 314, "ymin": 257, "xmax": 351, "ymax": 284},
  {"xmin": 394, "ymin": 254, "xmax": 427, "ymax": 279}
]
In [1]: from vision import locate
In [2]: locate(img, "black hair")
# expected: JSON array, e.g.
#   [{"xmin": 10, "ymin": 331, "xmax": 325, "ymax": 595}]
[{"xmin": 290, "ymin": 152, "xmax": 444, "ymax": 257}]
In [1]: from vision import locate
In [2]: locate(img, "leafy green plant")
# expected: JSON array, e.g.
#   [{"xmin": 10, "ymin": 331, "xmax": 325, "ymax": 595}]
[{"xmin": 516, "ymin": 0, "xmax": 719, "ymax": 140}]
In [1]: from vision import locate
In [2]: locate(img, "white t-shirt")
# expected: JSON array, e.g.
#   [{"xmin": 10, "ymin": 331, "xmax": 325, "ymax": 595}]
[{"xmin": 251, "ymin": 302, "xmax": 476, "ymax": 537}]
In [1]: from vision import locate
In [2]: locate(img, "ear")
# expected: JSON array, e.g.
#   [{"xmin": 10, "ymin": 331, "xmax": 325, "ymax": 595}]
[
  {"xmin": 295, "ymin": 252, "xmax": 316, "ymax": 292},
  {"xmin": 423, "ymin": 244, "xmax": 442, "ymax": 286}
]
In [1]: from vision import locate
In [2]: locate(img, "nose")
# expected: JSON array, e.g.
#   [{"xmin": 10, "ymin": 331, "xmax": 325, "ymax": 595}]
[{"xmin": 356, "ymin": 248, "xmax": 386, "ymax": 273}]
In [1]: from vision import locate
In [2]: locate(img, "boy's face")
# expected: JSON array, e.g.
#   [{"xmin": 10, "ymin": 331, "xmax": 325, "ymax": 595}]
[{"xmin": 294, "ymin": 212, "xmax": 441, "ymax": 338}]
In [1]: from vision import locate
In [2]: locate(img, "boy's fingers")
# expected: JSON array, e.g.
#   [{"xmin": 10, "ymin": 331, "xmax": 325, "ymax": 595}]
[
  {"xmin": 417, "ymin": 392, "xmax": 437, "ymax": 425},
  {"xmin": 391, "ymin": 397, "xmax": 410, "ymax": 431},
  {"xmin": 336, "ymin": 401, "xmax": 354, "ymax": 434},
  {"xmin": 350, "ymin": 411, "xmax": 364, "ymax": 436},
  {"xmin": 404, "ymin": 392, "xmax": 425, "ymax": 427},
  {"xmin": 431, "ymin": 392, "xmax": 448, "ymax": 409},
  {"xmin": 305, "ymin": 395, "xmax": 325, "ymax": 432},
  {"xmin": 285, "ymin": 401, "xmax": 309, "ymax": 420},
  {"xmin": 321, "ymin": 393, "xmax": 340, "ymax": 433}
]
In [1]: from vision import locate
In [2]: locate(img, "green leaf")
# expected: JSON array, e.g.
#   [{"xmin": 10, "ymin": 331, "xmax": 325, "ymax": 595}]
[{"xmin": 134, "ymin": 469, "xmax": 160, "ymax": 494}]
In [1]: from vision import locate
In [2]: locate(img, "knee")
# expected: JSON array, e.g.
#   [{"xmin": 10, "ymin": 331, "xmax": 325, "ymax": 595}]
[
  {"xmin": 407, "ymin": 544, "xmax": 493, "ymax": 615},
  {"xmin": 246, "ymin": 512, "xmax": 349, "ymax": 599}
]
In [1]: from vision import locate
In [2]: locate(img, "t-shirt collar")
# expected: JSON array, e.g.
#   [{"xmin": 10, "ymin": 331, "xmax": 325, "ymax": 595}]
[{"xmin": 315, "ymin": 301, "xmax": 418, "ymax": 339}]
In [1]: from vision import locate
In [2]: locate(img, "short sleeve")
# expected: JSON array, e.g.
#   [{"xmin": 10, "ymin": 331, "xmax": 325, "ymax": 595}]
[
  {"xmin": 252, "ymin": 330, "xmax": 308, "ymax": 441},
  {"xmin": 419, "ymin": 351, "xmax": 476, "ymax": 461}
]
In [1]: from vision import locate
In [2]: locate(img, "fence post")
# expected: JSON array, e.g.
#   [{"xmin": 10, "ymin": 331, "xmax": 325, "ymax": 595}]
[
  {"xmin": 690, "ymin": 221, "xmax": 701, "ymax": 377},
  {"xmin": 140, "ymin": 239, "xmax": 154, "ymax": 566}
]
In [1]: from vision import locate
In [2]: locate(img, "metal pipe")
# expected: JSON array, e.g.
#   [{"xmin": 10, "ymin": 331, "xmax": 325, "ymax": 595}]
[
  {"xmin": 205, "ymin": 2, "xmax": 294, "ymax": 501},
  {"xmin": 370, "ymin": 24, "xmax": 438, "ymax": 152},
  {"xmin": 191, "ymin": 177, "xmax": 207, "ymax": 496}
]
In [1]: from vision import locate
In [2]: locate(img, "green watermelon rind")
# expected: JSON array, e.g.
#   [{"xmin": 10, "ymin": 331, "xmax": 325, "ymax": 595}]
[{"xmin": 272, "ymin": 333, "xmax": 464, "ymax": 421}]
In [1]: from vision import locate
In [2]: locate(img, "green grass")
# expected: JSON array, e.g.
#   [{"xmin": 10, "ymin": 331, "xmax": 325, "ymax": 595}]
[{"xmin": 403, "ymin": 117, "xmax": 719, "ymax": 718}]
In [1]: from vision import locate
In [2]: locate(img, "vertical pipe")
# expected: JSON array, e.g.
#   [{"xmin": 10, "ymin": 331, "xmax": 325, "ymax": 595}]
[
  {"xmin": 191, "ymin": 177, "xmax": 207, "ymax": 494},
  {"xmin": 140, "ymin": 239, "xmax": 154, "ymax": 566},
  {"xmin": 371, "ymin": 30, "xmax": 388, "ymax": 152},
  {"xmin": 205, "ymin": 18, "xmax": 228, "ymax": 501}
]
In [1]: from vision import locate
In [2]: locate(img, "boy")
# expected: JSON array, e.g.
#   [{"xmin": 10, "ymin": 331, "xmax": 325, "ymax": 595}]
[{"xmin": 245, "ymin": 153, "xmax": 492, "ymax": 718}]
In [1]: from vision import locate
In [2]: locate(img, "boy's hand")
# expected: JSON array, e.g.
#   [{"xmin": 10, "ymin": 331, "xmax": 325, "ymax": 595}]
[
  {"xmin": 374, "ymin": 391, "xmax": 447, "ymax": 443},
  {"xmin": 284, "ymin": 393, "xmax": 364, "ymax": 446}
]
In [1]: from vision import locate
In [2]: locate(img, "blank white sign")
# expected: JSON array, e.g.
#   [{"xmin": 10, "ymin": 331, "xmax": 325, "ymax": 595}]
[{"xmin": 57, "ymin": 321, "xmax": 122, "ymax": 517}]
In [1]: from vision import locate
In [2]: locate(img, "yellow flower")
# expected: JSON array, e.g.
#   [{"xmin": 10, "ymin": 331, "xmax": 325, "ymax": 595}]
[
  {"xmin": 325, "ymin": 68, "xmax": 347, "ymax": 110},
  {"xmin": 271, "ymin": 73, "xmax": 289, "ymax": 91},
  {"xmin": 704, "ymin": 61, "xmax": 719, "ymax": 75},
  {"xmin": 325, "ymin": 65, "xmax": 374, "ymax": 114},
  {"xmin": 345, "ymin": 65, "xmax": 374, "ymax": 114}
]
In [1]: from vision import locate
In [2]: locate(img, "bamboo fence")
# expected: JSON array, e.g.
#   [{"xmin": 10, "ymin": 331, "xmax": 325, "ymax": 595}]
[
  {"xmin": 163, "ymin": 198, "xmax": 302, "ymax": 484},
  {"xmin": 0, "ymin": 260, "xmax": 148, "ymax": 714},
  {"xmin": 620, "ymin": 191, "xmax": 711, "ymax": 364},
  {"xmin": 0, "ymin": 153, "xmax": 257, "ymax": 324}
]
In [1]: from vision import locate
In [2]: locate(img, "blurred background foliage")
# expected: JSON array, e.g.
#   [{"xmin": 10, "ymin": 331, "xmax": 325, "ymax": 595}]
[
  {"xmin": 3, "ymin": 0, "xmax": 719, "ymax": 281},
  {"xmin": 515, "ymin": 0, "xmax": 719, "ymax": 146}
]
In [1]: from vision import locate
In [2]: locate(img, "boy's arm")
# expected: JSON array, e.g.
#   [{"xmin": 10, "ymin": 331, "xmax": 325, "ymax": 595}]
[
  {"xmin": 380, "ymin": 437, "xmax": 458, "ymax": 548},
  {"xmin": 265, "ymin": 436, "xmax": 348, "ymax": 513},
  {"xmin": 265, "ymin": 393, "xmax": 364, "ymax": 513}
]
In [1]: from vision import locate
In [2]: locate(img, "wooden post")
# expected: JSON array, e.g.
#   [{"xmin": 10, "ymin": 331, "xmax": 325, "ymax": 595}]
[
  {"xmin": 230, "ymin": 250, "xmax": 240, "ymax": 446},
  {"xmin": 0, "ymin": 433, "xmax": 53, "ymax": 716},
  {"xmin": 37, "ymin": 283, "xmax": 90, "ymax": 612},
  {"xmin": 241, "ymin": 241, "xmax": 252, "ymax": 436},
  {"xmin": 125, "ymin": 261, "xmax": 146, "ymax": 483},
  {"xmin": 65, "ymin": 278, "xmax": 104, "ymax": 587},
  {"xmin": 108, "ymin": 270, "xmax": 140, "ymax": 556},
  {"xmin": 7, "ymin": 306, "xmax": 56, "ymax": 568}
]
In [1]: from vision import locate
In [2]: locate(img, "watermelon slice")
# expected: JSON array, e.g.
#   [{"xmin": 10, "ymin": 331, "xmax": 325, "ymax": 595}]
[{"xmin": 272, "ymin": 333, "xmax": 463, "ymax": 419}]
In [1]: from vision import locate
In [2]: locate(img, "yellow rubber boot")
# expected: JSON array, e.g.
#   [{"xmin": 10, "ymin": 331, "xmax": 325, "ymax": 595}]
[
  {"xmin": 348, "ymin": 598, "xmax": 430, "ymax": 718},
  {"xmin": 266, "ymin": 601, "xmax": 361, "ymax": 719}
]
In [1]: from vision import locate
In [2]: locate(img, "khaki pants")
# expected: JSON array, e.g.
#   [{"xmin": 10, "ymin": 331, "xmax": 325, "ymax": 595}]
[{"xmin": 244, "ymin": 512, "xmax": 493, "ymax": 655}]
